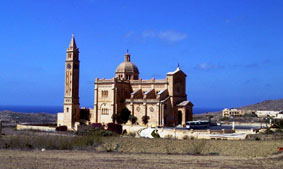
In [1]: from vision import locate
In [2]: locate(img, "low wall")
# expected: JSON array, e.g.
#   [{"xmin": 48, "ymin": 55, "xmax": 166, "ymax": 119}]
[
  {"xmin": 234, "ymin": 129, "xmax": 256, "ymax": 134},
  {"xmin": 123, "ymin": 125, "xmax": 249, "ymax": 140},
  {"xmin": 16, "ymin": 124, "xmax": 56, "ymax": 132},
  {"xmin": 222, "ymin": 122, "xmax": 268, "ymax": 128}
]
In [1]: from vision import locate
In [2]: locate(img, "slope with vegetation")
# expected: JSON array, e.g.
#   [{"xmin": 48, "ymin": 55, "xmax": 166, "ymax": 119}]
[
  {"xmin": 239, "ymin": 99, "xmax": 283, "ymax": 111},
  {"xmin": 0, "ymin": 111, "xmax": 56, "ymax": 125}
]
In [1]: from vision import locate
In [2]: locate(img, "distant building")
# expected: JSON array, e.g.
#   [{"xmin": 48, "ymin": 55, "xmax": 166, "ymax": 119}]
[
  {"xmin": 222, "ymin": 108, "xmax": 244, "ymax": 117},
  {"xmin": 275, "ymin": 111, "xmax": 283, "ymax": 119},
  {"xmin": 222, "ymin": 108, "xmax": 283, "ymax": 119},
  {"xmin": 57, "ymin": 35, "xmax": 194, "ymax": 130},
  {"xmin": 255, "ymin": 110, "xmax": 282, "ymax": 118}
]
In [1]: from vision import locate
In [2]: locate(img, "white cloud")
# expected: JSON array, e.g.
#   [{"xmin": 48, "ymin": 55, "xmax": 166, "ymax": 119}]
[
  {"xmin": 141, "ymin": 30, "xmax": 187, "ymax": 42},
  {"xmin": 142, "ymin": 30, "xmax": 157, "ymax": 38},
  {"xmin": 125, "ymin": 31, "xmax": 135, "ymax": 38},
  {"xmin": 158, "ymin": 31, "xmax": 187, "ymax": 42},
  {"xmin": 195, "ymin": 63, "xmax": 224, "ymax": 71}
]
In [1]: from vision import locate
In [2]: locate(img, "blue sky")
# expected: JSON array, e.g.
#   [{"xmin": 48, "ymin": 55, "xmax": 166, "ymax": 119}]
[{"xmin": 0, "ymin": 0, "xmax": 282, "ymax": 109}]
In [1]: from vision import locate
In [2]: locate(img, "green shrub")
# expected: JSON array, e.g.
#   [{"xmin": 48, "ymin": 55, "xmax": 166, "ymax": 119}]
[
  {"xmin": 0, "ymin": 134, "xmax": 103, "ymax": 150},
  {"xmin": 151, "ymin": 130, "xmax": 160, "ymax": 138},
  {"xmin": 209, "ymin": 152, "xmax": 220, "ymax": 156},
  {"xmin": 129, "ymin": 115, "xmax": 138, "ymax": 125},
  {"xmin": 264, "ymin": 128, "xmax": 274, "ymax": 134},
  {"xmin": 272, "ymin": 119, "xmax": 283, "ymax": 129},
  {"xmin": 220, "ymin": 117, "xmax": 229, "ymax": 121},
  {"xmin": 275, "ymin": 129, "xmax": 283, "ymax": 133},
  {"xmin": 77, "ymin": 126, "xmax": 113, "ymax": 137},
  {"xmin": 107, "ymin": 123, "xmax": 122, "ymax": 134},
  {"xmin": 73, "ymin": 135, "xmax": 102, "ymax": 148},
  {"xmin": 255, "ymin": 137, "xmax": 261, "ymax": 141},
  {"xmin": 112, "ymin": 108, "xmax": 131, "ymax": 124},
  {"xmin": 102, "ymin": 143, "xmax": 120, "ymax": 152},
  {"xmin": 142, "ymin": 115, "xmax": 150, "ymax": 125},
  {"xmin": 189, "ymin": 140, "xmax": 208, "ymax": 155}
]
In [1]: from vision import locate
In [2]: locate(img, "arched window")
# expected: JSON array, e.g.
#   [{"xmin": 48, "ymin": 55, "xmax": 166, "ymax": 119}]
[{"xmin": 100, "ymin": 103, "xmax": 109, "ymax": 115}]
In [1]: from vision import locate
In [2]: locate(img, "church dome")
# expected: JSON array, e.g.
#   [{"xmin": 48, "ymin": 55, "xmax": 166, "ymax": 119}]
[
  {"xmin": 115, "ymin": 53, "xmax": 139, "ymax": 74},
  {"xmin": 115, "ymin": 52, "xmax": 139, "ymax": 80},
  {"xmin": 116, "ymin": 61, "xmax": 139, "ymax": 74}
]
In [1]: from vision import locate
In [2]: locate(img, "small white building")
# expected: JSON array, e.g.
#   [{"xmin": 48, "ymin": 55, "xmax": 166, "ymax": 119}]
[
  {"xmin": 255, "ymin": 110, "xmax": 282, "ymax": 118},
  {"xmin": 275, "ymin": 111, "xmax": 283, "ymax": 119}
]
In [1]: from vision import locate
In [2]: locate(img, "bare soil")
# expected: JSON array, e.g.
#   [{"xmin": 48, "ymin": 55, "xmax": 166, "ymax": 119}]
[{"xmin": 0, "ymin": 150, "xmax": 282, "ymax": 169}]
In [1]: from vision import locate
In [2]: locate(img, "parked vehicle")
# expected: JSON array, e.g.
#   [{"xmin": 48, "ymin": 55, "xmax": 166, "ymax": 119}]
[{"xmin": 185, "ymin": 120, "xmax": 209, "ymax": 129}]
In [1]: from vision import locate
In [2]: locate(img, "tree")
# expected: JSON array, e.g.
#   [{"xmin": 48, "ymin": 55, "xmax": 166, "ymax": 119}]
[
  {"xmin": 206, "ymin": 115, "xmax": 214, "ymax": 123},
  {"xmin": 142, "ymin": 115, "xmax": 150, "ymax": 125},
  {"xmin": 271, "ymin": 119, "xmax": 283, "ymax": 129},
  {"xmin": 112, "ymin": 108, "xmax": 131, "ymax": 124},
  {"xmin": 129, "ymin": 115, "xmax": 137, "ymax": 125}
]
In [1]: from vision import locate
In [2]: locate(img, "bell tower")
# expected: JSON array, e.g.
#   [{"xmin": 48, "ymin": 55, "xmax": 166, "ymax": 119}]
[{"xmin": 63, "ymin": 34, "xmax": 80, "ymax": 129}]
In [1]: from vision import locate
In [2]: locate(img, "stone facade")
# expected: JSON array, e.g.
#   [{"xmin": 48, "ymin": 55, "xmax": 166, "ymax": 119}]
[
  {"xmin": 92, "ymin": 52, "xmax": 193, "ymax": 127},
  {"xmin": 57, "ymin": 35, "xmax": 80, "ymax": 129},
  {"xmin": 222, "ymin": 108, "xmax": 244, "ymax": 117},
  {"xmin": 58, "ymin": 36, "xmax": 193, "ymax": 130}
]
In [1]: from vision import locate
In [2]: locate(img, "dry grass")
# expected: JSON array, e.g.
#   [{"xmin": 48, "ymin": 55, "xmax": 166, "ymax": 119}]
[
  {"xmin": 1, "ymin": 133, "xmax": 283, "ymax": 169},
  {"xmin": 0, "ymin": 150, "xmax": 282, "ymax": 169},
  {"xmin": 100, "ymin": 137, "xmax": 282, "ymax": 157},
  {"xmin": 1, "ymin": 133, "xmax": 282, "ymax": 157},
  {"xmin": 0, "ymin": 134, "xmax": 102, "ymax": 150}
]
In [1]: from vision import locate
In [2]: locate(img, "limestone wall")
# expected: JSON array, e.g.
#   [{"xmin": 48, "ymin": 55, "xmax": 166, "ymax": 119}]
[
  {"xmin": 122, "ymin": 125, "xmax": 251, "ymax": 140},
  {"xmin": 57, "ymin": 113, "xmax": 64, "ymax": 126},
  {"xmin": 16, "ymin": 124, "xmax": 56, "ymax": 132}
]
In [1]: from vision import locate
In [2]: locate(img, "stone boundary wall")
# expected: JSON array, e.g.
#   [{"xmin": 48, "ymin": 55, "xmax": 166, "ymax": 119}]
[
  {"xmin": 16, "ymin": 124, "xmax": 56, "ymax": 132},
  {"xmin": 222, "ymin": 122, "xmax": 268, "ymax": 127},
  {"xmin": 123, "ymin": 125, "xmax": 252, "ymax": 140}
]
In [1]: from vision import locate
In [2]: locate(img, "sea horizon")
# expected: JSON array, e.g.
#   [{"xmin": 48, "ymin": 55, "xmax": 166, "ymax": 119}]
[{"xmin": 0, "ymin": 105, "xmax": 222, "ymax": 115}]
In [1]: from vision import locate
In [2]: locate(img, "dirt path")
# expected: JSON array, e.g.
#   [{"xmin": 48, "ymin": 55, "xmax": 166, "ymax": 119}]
[{"xmin": 0, "ymin": 150, "xmax": 282, "ymax": 169}]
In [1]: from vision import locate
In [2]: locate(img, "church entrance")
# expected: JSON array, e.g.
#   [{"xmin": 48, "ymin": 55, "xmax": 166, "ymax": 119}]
[{"xmin": 177, "ymin": 111, "xmax": 182, "ymax": 125}]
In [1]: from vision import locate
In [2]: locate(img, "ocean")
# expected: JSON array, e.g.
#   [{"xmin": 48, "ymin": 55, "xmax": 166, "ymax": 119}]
[{"xmin": 0, "ymin": 105, "xmax": 222, "ymax": 114}]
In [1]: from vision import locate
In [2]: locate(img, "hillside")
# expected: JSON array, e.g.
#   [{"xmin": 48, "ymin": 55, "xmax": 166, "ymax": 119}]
[
  {"xmin": 0, "ymin": 111, "xmax": 56, "ymax": 125},
  {"xmin": 193, "ymin": 98, "xmax": 283, "ymax": 120},
  {"xmin": 239, "ymin": 99, "xmax": 283, "ymax": 111}
]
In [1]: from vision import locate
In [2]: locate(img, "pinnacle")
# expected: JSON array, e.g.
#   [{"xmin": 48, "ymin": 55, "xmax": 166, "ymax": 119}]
[{"xmin": 68, "ymin": 34, "xmax": 77, "ymax": 50}]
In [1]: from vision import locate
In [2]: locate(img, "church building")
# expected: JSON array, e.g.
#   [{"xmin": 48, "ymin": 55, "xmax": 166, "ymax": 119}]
[{"xmin": 57, "ymin": 35, "xmax": 193, "ymax": 130}]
